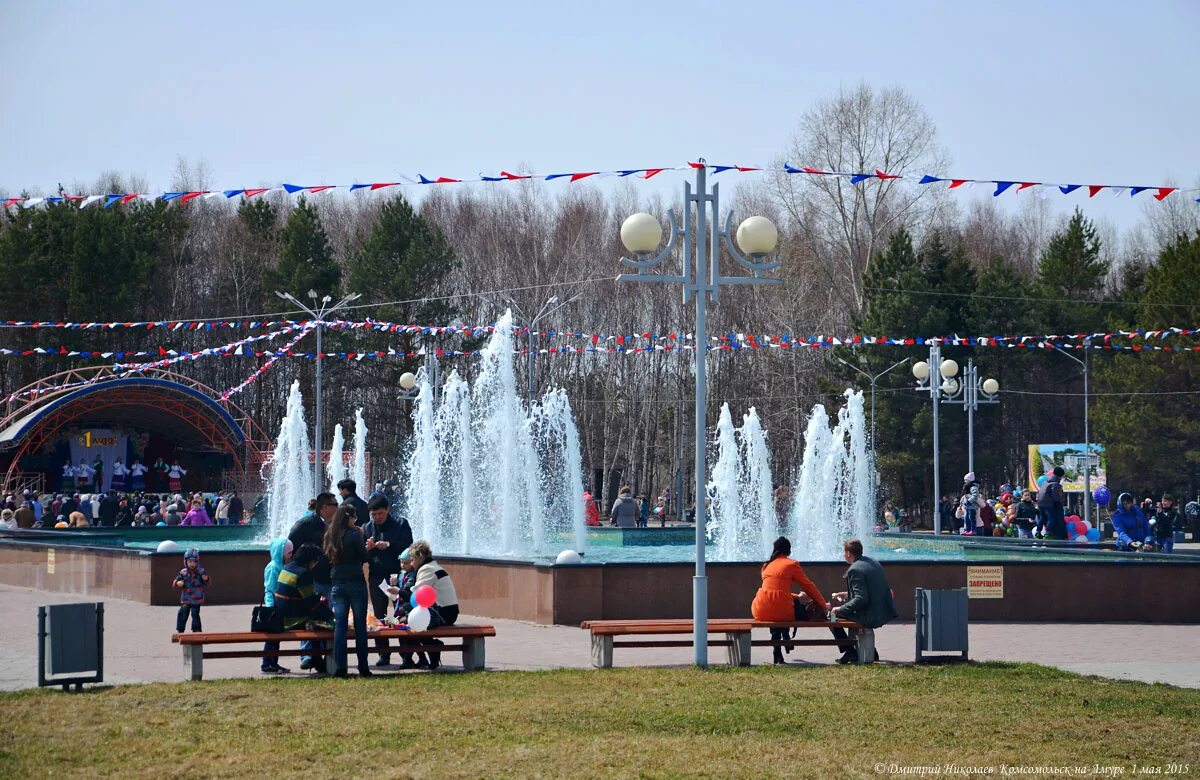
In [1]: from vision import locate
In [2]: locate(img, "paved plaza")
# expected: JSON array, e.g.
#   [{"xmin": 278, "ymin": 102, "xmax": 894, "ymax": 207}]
[{"xmin": 2, "ymin": 583, "xmax": 1197, "ymax": 690}]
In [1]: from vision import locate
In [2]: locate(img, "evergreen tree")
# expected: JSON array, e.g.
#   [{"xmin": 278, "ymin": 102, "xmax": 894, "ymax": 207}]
[
  {"xmin": 269, "ymin": 198, "xmax": 339, "ymax": 300},
  {"xmin": 1035, "ymin": 208, "xmax": 1108, "ymax": 333},
  {"xmin": 1092, "ymin": 232, "xmax": 1200, "ymax": 496}
]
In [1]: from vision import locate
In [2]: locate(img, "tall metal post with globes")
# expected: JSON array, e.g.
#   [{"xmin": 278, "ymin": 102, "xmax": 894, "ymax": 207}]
[
  {"xmin": 938, "ymin": 358, "xmax": 1000, "ymax": 476},
  {"xmin": 1053, "ymin": 342, "xmax": 1092, "ymax": 529},
  {"xmin": 912, "ymin": 345, "xmax": 963, "ymax": 535},
  {"xmin": 276, "ymin": 289, "xmax": 362, "ymax": 489},
  {"xmin": 616, "ymin": 162, "xmax": 781, "ymax": 668}
]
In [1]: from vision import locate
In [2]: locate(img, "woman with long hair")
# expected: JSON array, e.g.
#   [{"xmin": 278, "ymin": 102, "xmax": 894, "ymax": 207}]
[
  {"xmin": 323, "ymin": 504, "xmax": 372, "ymax": 677},
  {"xmin": 750, "ymin": 536, "xmax": 829, "ymax": 664}
]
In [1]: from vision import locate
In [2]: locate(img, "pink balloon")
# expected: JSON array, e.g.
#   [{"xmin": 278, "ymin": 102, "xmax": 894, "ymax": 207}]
[{"xmin": 414, "ymin": 584, "xmax": 437, "ymax": 609}]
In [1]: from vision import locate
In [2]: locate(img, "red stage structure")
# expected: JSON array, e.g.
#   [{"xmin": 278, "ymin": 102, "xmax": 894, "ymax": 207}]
[{"xmin": 0, "ymin": 367, "xmax": 271, "ymax": 495}]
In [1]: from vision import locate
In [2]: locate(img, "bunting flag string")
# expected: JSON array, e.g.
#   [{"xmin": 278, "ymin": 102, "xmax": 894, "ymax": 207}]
[
  {"xmin": 0, "ymin": 319, "xmax": 304, "ymax": 331},
  {"xmin": 3, "ymin": 161, "xmax": 1196, "ymax": 210},
  {"xmin": 3, "ymin": 325, "xmax": 1199, "ymax": 363},
  {"xmin": 219, "ymin": 326, "xmax": 315, "ymax": 401}
]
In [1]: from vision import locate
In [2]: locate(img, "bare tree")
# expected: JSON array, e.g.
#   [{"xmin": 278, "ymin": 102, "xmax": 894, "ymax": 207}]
[{"xmin": 765, "ymin": 83, "xmax": 951, "ymax": 319}]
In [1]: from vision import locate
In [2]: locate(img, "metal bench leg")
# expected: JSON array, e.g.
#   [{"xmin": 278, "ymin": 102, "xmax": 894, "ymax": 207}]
[
  {"xmin": 591, "ymin": 635, "xmax": 613, "ymax": 668},
  {"xmin": 462, "ymin": 637, "xmax": 486, "ymax": 671},
  {"xmin": 725, "ymin": 632, "xmax": 752, "ymax": 667},
  {"xmin": 853, "ymin": 628, "xmax": 875, "ymax": 665},
  {"xmin": 183, "ymin": 645, "xmax": 204, "ymax": 681}
]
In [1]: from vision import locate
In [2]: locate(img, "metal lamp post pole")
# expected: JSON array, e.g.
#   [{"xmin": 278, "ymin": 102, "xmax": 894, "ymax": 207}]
[
  {"xmin": 1053, "ymin": 343, "xmax": 1091, "ymax": 530},
  {"xmin": 930, "ymin": 345, "xmax": 942, "ymax": 535},
  {"xmin": 276, "ymin": 290, "xmax": 362, "ymax": 490},
  {"xmin": 617, "ymin": 163, "xmax": 780, "ymax": 668},
  {"xmin": 835, "ymin": 355, "xmax": 908, "ymax": 460},
  {"xmin": 938, "ymin": 358, "xmax": 1000, "ymax": 500}
]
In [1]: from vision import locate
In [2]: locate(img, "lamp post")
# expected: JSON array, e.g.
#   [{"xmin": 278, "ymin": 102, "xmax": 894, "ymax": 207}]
[
  {"xmin": 938, "ymin": 359, "xmax": 1000, "ymax": 476},
  {"xmin": 616, "ymin": 162, "xmax": 781, "ymax": 668},
  {"xmin": 1053, "ymin": 342, "xmax": 1092, "ymax": 530},
  {"xmin": 912, "ymin": 345, "xmax": 962, "ymax": 535},
  {"xmin": 834, "ymin": 355, "xmax": 909, "ymax": 461},
  {"xmin": 275, "ymin": 289, "xmax": 362, "ymax": 489},
  {"xmin": 507, "ymin": 294, "xmax": 582, "ymax": 404},
  {"xmin": 398, "ymin": 346, "xmax": 440, "ymax": 405}
]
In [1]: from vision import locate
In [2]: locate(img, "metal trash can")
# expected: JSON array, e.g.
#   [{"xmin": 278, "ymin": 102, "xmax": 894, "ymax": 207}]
[
  {"xmin": 914, "ymin": 588, "xmax": 968, "ymax": 662},
  {"xmin": 38, "ymin": 603, "xmax": 104, "ymax": 691}
]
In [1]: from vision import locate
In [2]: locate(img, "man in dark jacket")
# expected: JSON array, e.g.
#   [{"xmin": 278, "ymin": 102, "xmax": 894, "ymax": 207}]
[
  {"xmin": 337, "ymin": 479, "xmax": 369, "ymax": 528},
  {"xmin": 829, "ymin": 539, "xmax": 897, "ymax": 664},
  {"xmin": 1151, "ymin": 494, "xmax": 1179, "ymax": 554},
  {"xmin": 97, "ymin": 491, "xmax": 119, "ymax": 527},
  {"xmin": 361, "ymin": 495, "xmax": 413, "ymax": 666},
  {"xmin": 226, "ymin": 491, "xmax": 244, "ymax": 525},
  {"xmin": 1037, "ymin": 467, "xmax": 1067, "ymax": 540},
  {"xmin": 288, "ymin": 492, "xmax": 338, "ymax": 670}
]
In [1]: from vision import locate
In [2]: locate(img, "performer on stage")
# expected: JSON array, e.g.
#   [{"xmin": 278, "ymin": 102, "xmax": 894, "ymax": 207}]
[
  {"xmin": 154, "ymin": 458, "xmax": 169, "ymax": 490},
  {"xmin": 130, "ymin": 459, "xmax": 148, "ymax": 492},
  {"xmin": 111, "ymin": 458, "xmax": 128, "ymax": 492},
  {"xmin": 76, "ymin": 459, "xmax": 93, "ymax": 491},
  {"xmin": 168, "ymin": 461, "xmax": 188, "ymax": 493},
  {"xmin": 61, "ymin": 462, "xmax": 76, "ymax": 492},
  {"xmin": 91, "ymin": 455, "xmax": 104, "ymax": 492}
]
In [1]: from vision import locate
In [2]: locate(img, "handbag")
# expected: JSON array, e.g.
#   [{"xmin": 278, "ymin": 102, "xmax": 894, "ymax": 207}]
[{"xmin": 251, "ymin": 604, "xmax": 284, "ymax": 633}]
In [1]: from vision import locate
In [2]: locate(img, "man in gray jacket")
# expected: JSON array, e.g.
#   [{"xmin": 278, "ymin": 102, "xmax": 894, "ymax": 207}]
[
  {"xmin": 610, "ymin": 486, "xmax": 639, "ymax": 528},
  {"xmin": 830, "ymin": 539, "xmax": 898, "ymax": 663}
]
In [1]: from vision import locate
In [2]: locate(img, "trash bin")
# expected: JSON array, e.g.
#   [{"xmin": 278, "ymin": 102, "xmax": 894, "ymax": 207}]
[
  {"xmin": 38, "ymin": 602, "xmax": 104, "ymax": 691},
  {"xmin": 914, "ymin": 588, "xmax": 968, "ymax": 662}
]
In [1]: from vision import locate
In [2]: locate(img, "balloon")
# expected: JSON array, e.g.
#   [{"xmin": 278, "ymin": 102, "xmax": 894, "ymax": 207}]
[
  {"xmin": 1073, "ymin": 534, "xmax": 1089, "ymax": 543},
  {"xmin": 1086, "ymin": 528, "xmax": 1101, "ymax": 542},
  {"xmin": 410, "ymin": 592, "xmax": 419, "ymax": 609},
  {"xmin": 1074, "ymin": 520, "xmax": 1088, "ymax": 537},
  {"xmin": 1037, "ymin": 475, "xmax": 1048, "ymax": 487},
  {"xmin": 1083, "ymin": 520, "xmax": 1092, "ymax": 530},
  {"xmin": 407, "ymin": 605, "xmax": 431, "ymax": 632},
  {"xmin": 1093, "ymin": 486, "xmax": 1112, "ymax": 507},
  {"xmin": 414, "ymin": 584, "xmax": 437, "ymax": 609}
]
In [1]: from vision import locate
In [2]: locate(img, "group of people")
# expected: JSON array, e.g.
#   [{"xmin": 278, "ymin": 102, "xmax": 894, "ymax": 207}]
[
  {"xmin": 0, "ymin": 490, "xmax": 245, "ymax": 529},
  {"xmin": 592, "ymin": 485, "xmax": 675, "ymax": 528},
  {"xmin": 940, "ymin": 470, "xmax": 1199, "ymax": 552},
  {"xmin": 264, "ymin": 479, "xmax": 455, "ymax": 677},
  {"xmin": 61, "ymin": 457, "xmax": 189, "ymax": 494},
  {"xmin": 751, "ymin": 536, "xmax": 897, "ymax": 664}
]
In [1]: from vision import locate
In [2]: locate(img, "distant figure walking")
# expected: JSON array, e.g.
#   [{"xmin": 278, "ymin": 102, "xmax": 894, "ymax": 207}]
[{"xmin": 610, "ymin": 486, "xmax": 639, "ymax": 528}]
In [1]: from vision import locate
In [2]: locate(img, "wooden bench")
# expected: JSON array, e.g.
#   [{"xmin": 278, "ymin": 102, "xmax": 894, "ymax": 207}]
[
  {"xmin": 170, "ymin": 624, "xmax": 496, "ymax": 680},
  {"xmin": 581, "ymin": 619, "xmax": 872, "ymax": 668}
]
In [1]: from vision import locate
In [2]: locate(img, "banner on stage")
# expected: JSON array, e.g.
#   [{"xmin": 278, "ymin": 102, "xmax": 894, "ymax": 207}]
[{"xmin": 1027, "ymin": 443, "xmax": 1106, "ymax": 494}]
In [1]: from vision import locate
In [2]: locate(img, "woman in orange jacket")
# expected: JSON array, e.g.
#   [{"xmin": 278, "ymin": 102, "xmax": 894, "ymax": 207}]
[{"xmin": 751, "ymin": 536, "xmax": 829, "ymax": 664}]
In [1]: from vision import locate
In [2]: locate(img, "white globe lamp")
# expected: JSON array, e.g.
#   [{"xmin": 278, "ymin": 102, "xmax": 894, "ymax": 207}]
[
  {"xmin": 620, "ymin": 213, "xmax": 662, "ymax": 254},
  {"xmin": 941, "ymin": 378, "xmax": 959, "ymax": 395},
  {"xmin": 939, "ymin": 359, "xmax": 959, "ymax": 379},
  {"xmin": 982, "ymin": 378, "xmax": 1000, "ymax": 395},
  {"xmin": 735, "ymin": 216, "xmax": 779, "ymax": 256},
  {"xmin": 912, "ymin": 361, "xmax": 930, "ymax": 381},
  {"xmin": 399, "ymin": 372, "xmax": 417, "ymax": 391}
]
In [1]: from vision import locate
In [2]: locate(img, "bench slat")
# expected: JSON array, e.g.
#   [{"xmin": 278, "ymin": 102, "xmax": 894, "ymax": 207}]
[
  {"xmin": 173, "ymin": 625, "xmax": 495, "ymax": 645},
  {"xmin": 203, "ymin": 644, "xmax": 467, "ymax": 660},
  {"xmin": 612, "ymin": 640, "xmax": 734, "ymax": 649}
]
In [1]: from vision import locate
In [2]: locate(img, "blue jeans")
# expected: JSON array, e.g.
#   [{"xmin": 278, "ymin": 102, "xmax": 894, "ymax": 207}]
[
  {"xmin": 1159, "ymin": 536, "xmax": 1174, "ymax": 554},
  {"xmin": 300, "ymin": 582, "xmax": 332, "ymax": 666},
  {"xmin": 331, "ymin": 579, "xmax": 370, "ymax": 674}
]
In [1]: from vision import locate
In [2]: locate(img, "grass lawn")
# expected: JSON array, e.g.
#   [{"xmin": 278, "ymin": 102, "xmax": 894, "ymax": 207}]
[{"xmin": 1, "ymin": 663, "xmax": 1196, "ymax": 778}]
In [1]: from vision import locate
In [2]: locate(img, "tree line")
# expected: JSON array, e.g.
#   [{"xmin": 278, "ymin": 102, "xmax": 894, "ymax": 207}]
[{"xmin": 2, "ymin": 84, "xmax": 1198, "ymax": 517}]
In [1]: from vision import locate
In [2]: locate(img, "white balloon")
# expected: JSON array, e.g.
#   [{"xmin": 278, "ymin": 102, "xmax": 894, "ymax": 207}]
[
  {"xmin": 555, "ymin": 549, "xmax": 582, "ymax": 565},
  {"xmin": 156, "ymin": 540, "xmax": 180, "ymax": 554},
  {"xmin": 407, "ymin": 606, "xmax": 431, "ymax": 632}
]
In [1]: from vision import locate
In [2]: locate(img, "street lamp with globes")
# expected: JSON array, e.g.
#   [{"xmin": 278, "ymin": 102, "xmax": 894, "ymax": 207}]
[
  {"xmin": 616, "ymin": 161, "xmax": 781, "ymax": 667},
  {"xmin": 912, "ymin": 347, "xmax": 962, "ymax": 534}
]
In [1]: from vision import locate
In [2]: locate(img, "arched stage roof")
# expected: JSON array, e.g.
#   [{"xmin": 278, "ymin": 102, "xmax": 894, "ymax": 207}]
[{"xmin": 0, "ymin": 368, "xmax": 271, "ymax": 491}]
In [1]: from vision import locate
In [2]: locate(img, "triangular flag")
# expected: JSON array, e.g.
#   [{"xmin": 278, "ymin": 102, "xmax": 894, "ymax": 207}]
[
  {"xmin": 1087, "ymin": 185, "xmax": 1105, "ymax": 198},
  {"xmin": 1154, "ymin": 187, "xmax": 1177, "ymax": 201}
]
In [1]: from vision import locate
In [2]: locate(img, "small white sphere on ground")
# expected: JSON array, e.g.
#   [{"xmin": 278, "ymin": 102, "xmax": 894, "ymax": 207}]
[
  {"xmin": 156, "ymin": 540, "xmax": 180, "ymax": 554},
  {"xmin": 555, "ymin": 549, "xmax": 582, "ymax": 565}
]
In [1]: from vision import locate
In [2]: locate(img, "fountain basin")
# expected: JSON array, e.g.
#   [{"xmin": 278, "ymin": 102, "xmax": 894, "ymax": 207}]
[{"xmin": 2, "ymin": 532, "xmax": 1197, "ymax": 625}]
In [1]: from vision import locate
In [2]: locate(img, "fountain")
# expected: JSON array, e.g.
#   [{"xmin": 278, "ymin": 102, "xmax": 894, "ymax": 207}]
[
  {"xmin": 402, "ymin": 311, "xmax": 588, "ymax": 558},
  {"xmin": 351, "ymin": 409, "xmax": 368, "ymax": 492},
  {"xmin": 326, "ymin": 423, "xmax": 346, "ymax": 492},
  {"xmin": 786, "ymin": 390, "xmax": 876, "ymax": 560},
  {"xmin": 266, "ymin": 380, "xmax": 315, "ymax": 539},
  {"xmin": 707, "ymin": 405, "xmax": 781, "ymax": 561}
]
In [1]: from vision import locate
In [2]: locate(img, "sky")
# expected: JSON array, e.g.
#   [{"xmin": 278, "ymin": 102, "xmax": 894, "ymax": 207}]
[{"xmin": 2, "ymin": 1, "xmax": 1198, "ymax": 231}]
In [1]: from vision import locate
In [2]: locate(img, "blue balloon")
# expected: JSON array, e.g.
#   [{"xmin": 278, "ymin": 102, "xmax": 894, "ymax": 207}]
[
  {"xmin": 1092, "ymin": 485, "xmax": 1111, "ymax": 507},
  {"xmin": 1037, "ymin": 475, "xmax": 1047, "ymax": 487},
  {"xmin": 1086, "ymin": 528, "xmax": 1101, "ymax": 542},
  {"xmin": 410, "ymin": 592, "xmax": 419, "ymax": 609}
]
